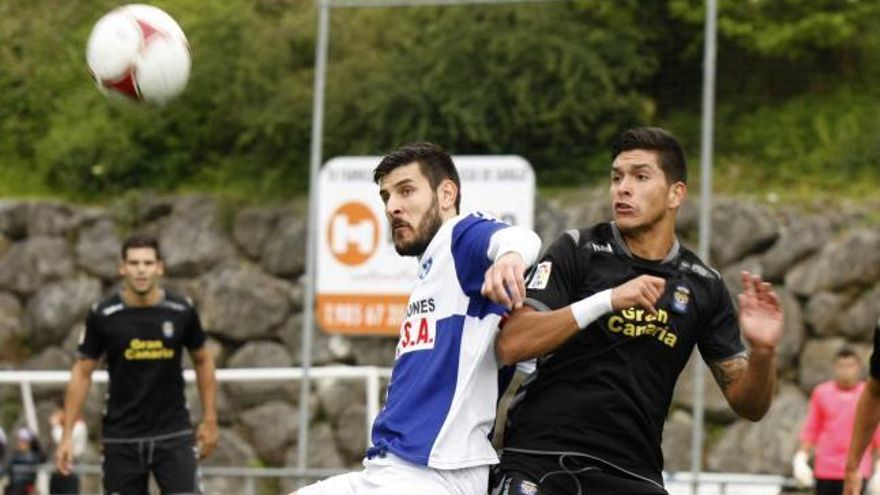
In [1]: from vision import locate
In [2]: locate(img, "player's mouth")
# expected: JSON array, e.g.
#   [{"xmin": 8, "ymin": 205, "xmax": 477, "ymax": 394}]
[
  {"xmin": 614, "ymin": 202, "xmax": 636, "ymax": 215},
  {"xmin": 392, "ymin": 220, "xmax": 412, "ymax": 235}
]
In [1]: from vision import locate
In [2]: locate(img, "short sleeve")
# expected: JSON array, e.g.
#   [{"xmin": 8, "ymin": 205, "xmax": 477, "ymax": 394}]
[
  {"xmin": 451, "ymin": 214, "xmax": 509, "ymax": 297},
  {"xmin": 870, "ymin": 319, "xmax": 880, "ymax": 380},
  {"xmin": 697, "ymin": 281, "xmax": 746, "ymax": 362},
  {"xmin": 524, "ymin": 232, "xmax": 581, "ymax": 312},
  {"xmin": 183, "ymin": 308, "xmax": 208, "ymax": 350},
  {"xmin": 77, "ymin": 308, "xmax": 106, "ymax": 360}
]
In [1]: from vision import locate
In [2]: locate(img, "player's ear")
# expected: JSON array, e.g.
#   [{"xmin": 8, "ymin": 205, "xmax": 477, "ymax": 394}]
[
  {"xmin": 437, "ymin": 179, "xmax": 458, "ymax": 212},
  {"xmin": 157, "ymin": 260, "xmax": 166, "ymax": 276},
  {"xmin": 668, "ymin": 181, "xmax": 687, "ymax": 209}
]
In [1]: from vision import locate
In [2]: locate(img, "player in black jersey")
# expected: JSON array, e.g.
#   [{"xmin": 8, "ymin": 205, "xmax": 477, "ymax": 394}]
[
  {"xmin": 844, "ymin": 318, "xmax": 880, "ymax": 495},
  {"xmin": 54, "ymin": 235, "xmax": 218, "ymax": 495},
  {"xmin": 486, "ymin": 127, "xmax": 784, "ymax": 495}
]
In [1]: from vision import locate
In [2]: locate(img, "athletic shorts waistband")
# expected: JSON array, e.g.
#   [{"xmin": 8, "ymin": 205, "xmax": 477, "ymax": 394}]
[{"xmin": 102, "ymin": 428, "xmax": 193, "ymax": 444}]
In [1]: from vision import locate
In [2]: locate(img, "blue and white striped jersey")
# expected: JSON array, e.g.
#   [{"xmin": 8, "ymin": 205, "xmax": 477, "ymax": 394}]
[{"xmin": 368, "ymin": 212, "xmax": 535, "ymax": 469}]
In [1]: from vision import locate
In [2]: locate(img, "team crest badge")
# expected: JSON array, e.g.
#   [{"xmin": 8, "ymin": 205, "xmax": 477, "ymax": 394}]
[
  {"xmin": 162, "ymin": 321, "xmax": 175, "ymax": 338},
  {"xmin": 418, "ymin": 257, "xmax": 433, "ymax": 280},
  {"xmin": 526, "ymin": 261, "xmax": 552, "ymax": 290},
  {"xmin": 672, "ymin": 285, "xmax": 691, "ymax": 314}
]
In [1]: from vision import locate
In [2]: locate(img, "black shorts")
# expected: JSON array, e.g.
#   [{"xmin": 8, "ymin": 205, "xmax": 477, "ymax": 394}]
[
  {"xmin": 493, "ymin": 451, "xmax": 667, "ymax": 495},
  {"xmin": 102, "ymin": 432, "xmax": 200, "ymax": 495},
  {"xmin": 815, "ymin": 478, "xmax": 866, "ymax": 495}
]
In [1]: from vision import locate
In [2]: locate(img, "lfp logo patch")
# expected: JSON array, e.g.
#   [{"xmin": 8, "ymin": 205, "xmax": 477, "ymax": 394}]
[{"xmin": 526, "ymin": 261, "xmax": 552, "ymax": 290}]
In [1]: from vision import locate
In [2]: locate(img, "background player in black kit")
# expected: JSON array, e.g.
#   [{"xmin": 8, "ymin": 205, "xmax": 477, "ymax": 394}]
[
  {"xmin": 485, "ymin": 127, "xmax": 784, "ymax": 495},
  {"xmin": 55, "ymin": 235, "xmax": 218, "ymax": 495}
]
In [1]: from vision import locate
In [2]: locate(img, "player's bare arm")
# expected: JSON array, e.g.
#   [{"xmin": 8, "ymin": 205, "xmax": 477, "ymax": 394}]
[
  {"xmin": 190, "ymin": 346, "xmax": 219, "ymax": 459},
  {"xmin": 56, "ymin": 357, "xmax": 98, "ymax": 475},
  {"xmin": 844, "ymin": 378, "xmax": 880, "ymax": 495},
  {"xmin": 496, "ymin": 274, "xmax": 665, "ymax": 365},
  {"xmin": 708, "ymin": 354, "xmax": 748, "ymax": 392},
  {"xmin": 711, "ymin": 271, "xmax": 783, "ymax": 421}
]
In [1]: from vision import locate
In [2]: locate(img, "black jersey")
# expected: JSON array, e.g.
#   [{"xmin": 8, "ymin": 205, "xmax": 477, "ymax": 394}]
[
  {"xmin": 501, "ymin": 222, "xmax": 745, "ymax": 485},
  {"xmin": 78, "ymin": 291, "xmax": 207, "ymax": 440}
]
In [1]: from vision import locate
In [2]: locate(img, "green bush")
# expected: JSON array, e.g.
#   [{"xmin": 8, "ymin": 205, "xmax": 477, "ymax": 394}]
[{"xmin": 660, "ymin": 87, "xmax": 880, "ymax": 198}]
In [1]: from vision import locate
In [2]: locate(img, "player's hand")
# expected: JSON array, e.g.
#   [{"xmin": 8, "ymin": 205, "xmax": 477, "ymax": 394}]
[
  {"xmin": 54, "ymin": 437, "xmax": 74, "ymax": 476},
  {"xmin": 481, "ymin": 252, "xmax": 527, "ymax": 310},
  {"xmin": 845, "ymin": 467, "xmax": 864, "ymax": 495},
  {"xmin": 610, "ymin": 275, "xmax": 665, "ymax": 314},
  {"xmin": 791, "ymin": 451, "xmax": 814, "ymax": 487},
  {"xmin": 737, "ymin": 272, "xmax": 783, "ymax": 351},
  {"xmin": 867, "ymin": 471, "xmax": 880, "ymax": 495},
  {"xmin": 196, "ymin": 420, "xmax": 219, "ymax": 459}
]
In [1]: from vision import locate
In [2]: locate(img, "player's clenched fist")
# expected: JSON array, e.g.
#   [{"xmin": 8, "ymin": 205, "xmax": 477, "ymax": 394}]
[
  {"xmin": 611, "ymin": 275, "xmax": 666, "ymax": 314},
  {"xmin": 481, "ymin": 252, "xmax": 527, "ymax": 310}
]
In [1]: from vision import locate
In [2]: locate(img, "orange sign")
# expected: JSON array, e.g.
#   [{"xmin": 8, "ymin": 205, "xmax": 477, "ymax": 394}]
[
  {"xmin": 318, "ymin": 156, "xmax": 534, "ymax": 336},
  {"xmin": 317, "ymin": 294, "xmax": 409, "ymax": 335},
  {"xmin": 326, "ymin": 201, "xmax": 381, "ymax": 266}
]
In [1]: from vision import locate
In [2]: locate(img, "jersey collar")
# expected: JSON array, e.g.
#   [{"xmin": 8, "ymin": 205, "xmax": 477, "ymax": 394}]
[
  {"xmin": 119, "ymin": 288, "xmax": 167, "ymax": 308},
  {"xmin": 610, "ymin": 222, "xmax": 680, "ymax": 264}
]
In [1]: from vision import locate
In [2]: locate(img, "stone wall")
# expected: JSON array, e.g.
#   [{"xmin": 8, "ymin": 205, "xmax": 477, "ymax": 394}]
[{"xmin": 0, "ymin": 193, "xmax": 878, "ymax": 484}]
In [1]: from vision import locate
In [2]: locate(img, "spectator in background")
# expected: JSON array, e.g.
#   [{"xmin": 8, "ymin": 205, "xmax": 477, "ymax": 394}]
[
  {"xmin": 49, "ymin": 407, "xmax": 86, "ymax": 495},
  {"xmin": 2, "ymin": 427, "xmax": 43, "ymax": 495},
  {"xmin": 795, "ymin": 347, "xmax": 880, "ymax": 495}
]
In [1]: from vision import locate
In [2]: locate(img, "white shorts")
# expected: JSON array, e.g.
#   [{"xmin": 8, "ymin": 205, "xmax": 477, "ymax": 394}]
[{"xmin": 294, "ymin": 453, "xmax": 489, "ymax": 495}]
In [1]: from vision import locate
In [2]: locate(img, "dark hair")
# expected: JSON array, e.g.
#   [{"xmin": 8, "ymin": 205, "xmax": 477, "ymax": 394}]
[
  {"xmin": 611, "ymin": 127, "xmax": 687, "ymax": 184},
  {"xmin": 373, "ymin": 142, "xmax": 461, "ymax": 212},
  {"xmin": 121, "ymin": 234, "xmax": 162, "ymax": 261},
  {"xmin": 836, "ymin": 347, "xmax": 859, "ymax": 361}
]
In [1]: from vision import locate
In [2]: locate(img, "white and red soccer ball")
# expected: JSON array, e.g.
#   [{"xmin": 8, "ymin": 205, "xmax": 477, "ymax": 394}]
[{"xmin": 86, "ymin": 4, "xmax": 191, "ymax": 105}]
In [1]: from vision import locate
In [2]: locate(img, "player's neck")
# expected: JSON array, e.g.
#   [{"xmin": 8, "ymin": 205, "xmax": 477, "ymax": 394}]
[
  {"xmin": 621, "ymin": 219, "xmax": 676, "ymax": 261},
  {"xmin": 440, "ymin": 207, "xmax": 457, "ymax": 223},
  {"xmin": 121, "ymin": 287, "xmax": 164, "ymax": 307},
  {"xmin": 835, "ymin": 379, "xmax": 858, "ymax": 390}
]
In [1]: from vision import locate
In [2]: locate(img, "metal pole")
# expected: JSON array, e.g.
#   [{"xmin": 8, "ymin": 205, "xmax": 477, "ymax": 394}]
[
  {"xmin": 691, "ymin": 0, "xmax": 717, "ymax": 493},
  {"xmin": 298, "ymin": 0, "xmax": 331, "ymax": 473},
  {"xmin": 366, "ymin": 367, "xmax": 380, "ymax": 449},
  {"xmin": 20, "ymin": 382, "xmax": 38, "ymax": 435}
]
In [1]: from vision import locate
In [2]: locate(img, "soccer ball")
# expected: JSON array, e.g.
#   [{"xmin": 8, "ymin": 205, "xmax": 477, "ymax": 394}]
[{"xmin": 86, "ymin": 4, "xmax": 191, "ymax": 105}]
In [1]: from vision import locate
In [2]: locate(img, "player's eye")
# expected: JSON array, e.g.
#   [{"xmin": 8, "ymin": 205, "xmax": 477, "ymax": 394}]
[{"xmin": 638, "ymin": 174, "xmax": 650, "ymax": 181}]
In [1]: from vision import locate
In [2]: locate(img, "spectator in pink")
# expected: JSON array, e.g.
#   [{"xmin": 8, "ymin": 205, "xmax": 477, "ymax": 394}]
[{"xmin": 794, "ymin": 347, "xmax": 880, "ymax": 495}]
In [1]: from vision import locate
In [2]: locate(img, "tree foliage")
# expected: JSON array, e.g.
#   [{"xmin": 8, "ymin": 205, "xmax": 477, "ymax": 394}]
[{"xmin": 0, "ymin": 0, "xmax": 878, "ymax": 198}]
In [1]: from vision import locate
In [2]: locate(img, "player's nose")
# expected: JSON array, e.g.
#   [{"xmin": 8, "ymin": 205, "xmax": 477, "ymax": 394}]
[
  {"xmin": 614, "ymin": 176, "xmax": 634, "ymax": 196},
  {"xmin": 385, "ymin": 195, "xmax": 404, "ymax": 216}
]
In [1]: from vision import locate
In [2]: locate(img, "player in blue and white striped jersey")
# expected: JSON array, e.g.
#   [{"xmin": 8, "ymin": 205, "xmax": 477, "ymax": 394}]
[{"xmin": 293, "ymin": 142, "xmax": 541, "ymax": 495}]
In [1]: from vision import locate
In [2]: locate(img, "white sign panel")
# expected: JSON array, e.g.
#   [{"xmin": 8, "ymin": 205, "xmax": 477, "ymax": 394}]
[{"xmin": 317, "ymin": 155, "xmax": 534, "ymax": 335}]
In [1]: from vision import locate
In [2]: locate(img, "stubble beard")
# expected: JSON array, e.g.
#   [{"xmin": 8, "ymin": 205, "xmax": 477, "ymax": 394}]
[{"xmin": 394, "ymin": 197, "xmax": 443, "ymax": 257}]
